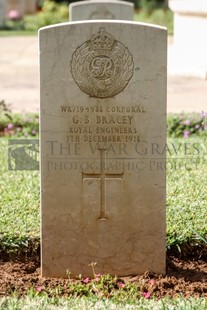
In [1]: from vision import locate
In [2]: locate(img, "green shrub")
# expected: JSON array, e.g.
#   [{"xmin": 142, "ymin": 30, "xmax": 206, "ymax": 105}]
[
  {"xmin": 126, "ymin": 0, "xmax": 168, "ymax": 10},
  {"xmin": 141, "ymin": 0, "xmax": 159, "ymax": 14},
  {"xmin": 2, "ymin": 0, "xmax": 68, "ymax": 32},
  {"xmin": 167, "ymin": 112, "xmax": 207, "ymax": 138},
  {"xmin": 24, "ymin": 0, "xmax": 68, "ymax": 31},
  {"xmin": 134, "ymin": 8, "xmax": 173, "ymax": 34},
  {"xmin": 0, "ymin": 101, "xmax": 39, "ymax": 138},
  {"xmin": 0, "ymin": 20, "xmax": 25, "ymax": 31}
]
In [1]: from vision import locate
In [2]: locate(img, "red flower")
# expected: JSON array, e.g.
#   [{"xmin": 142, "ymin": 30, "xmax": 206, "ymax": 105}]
[
  {"xmin": 36, "ymin": 286, "xmax": 44, "ymax": 292},
  {"xmin": 149, "ymin": 279, "xmax": 156, "ymax": 286},
  {"xmin": 142, "ymin": 292, "xmax": 151, "ymax": 299},
  {"xmin": 83, "ymin": 277, "xmax": 90, "ymax": 284},
  {"xmin": 118, "ymin": 282, "xmax": 126, "ymax": 288}
]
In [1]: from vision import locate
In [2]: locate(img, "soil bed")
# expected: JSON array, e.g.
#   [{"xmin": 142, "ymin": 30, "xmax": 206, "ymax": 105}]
[{"xmin": 0, "ymin": 246, "xmax": 206, "ymax": 298}]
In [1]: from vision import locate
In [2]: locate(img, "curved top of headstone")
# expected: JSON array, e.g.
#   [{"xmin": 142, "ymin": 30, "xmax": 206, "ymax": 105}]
[
  {"xmin": 39, "ymin": 20, "xmax": 166, "ymax": 34},
  {"xmin": 69, "ymin": 0, "xmax": 134, "ymax": 21},
  {"xmin": 87, "ymin": 0, "xmax": 132, "ymax": 3},
  {"xmin": 169, "ymin": 0, "xmax": 207, "ymax": 16}
]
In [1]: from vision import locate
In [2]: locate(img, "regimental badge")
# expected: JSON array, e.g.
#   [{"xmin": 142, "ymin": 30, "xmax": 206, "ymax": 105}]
[{"xmin": 70, "ymin": 27, "xmax": 134, "ymax": 98}]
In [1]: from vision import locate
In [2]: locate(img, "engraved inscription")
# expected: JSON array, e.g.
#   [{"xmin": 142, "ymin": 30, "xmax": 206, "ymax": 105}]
[
  {"xmin": 71, "ymin": 27, "xmax": 134, "ymax": 98},
  {"xmin": 91, "ymin": 57, "xmax": 114, "ymax": 79},
  {"xmin": 60, "ymin": 104, "xmax": 145, "ymax": 144},
  {"xmin": 82, "ymin": 149, "xmax": 124, "ymax": 220}
]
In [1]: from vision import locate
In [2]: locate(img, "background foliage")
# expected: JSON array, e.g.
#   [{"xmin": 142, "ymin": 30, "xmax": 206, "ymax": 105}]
[
  {"xmin": 53, "ymin": 0, "xmax": 169, "ymax": 10},
  {"xmin": 2, "ymin": 0, "xmax": 173, "ymax": 33}
]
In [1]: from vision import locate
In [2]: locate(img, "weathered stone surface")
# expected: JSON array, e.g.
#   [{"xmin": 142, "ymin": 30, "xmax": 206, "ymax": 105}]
[
  {"xmin": 40, "ymin": 20, "xmax": 167, "ymax": 278},
  {"xmin": 69, "ymin": 0, "xmax": 134, "ymax": 21}
]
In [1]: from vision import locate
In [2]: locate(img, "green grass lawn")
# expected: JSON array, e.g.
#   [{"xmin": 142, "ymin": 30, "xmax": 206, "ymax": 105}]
[
  {"xmin": 0, "ymin": 138, "xmax": 39, "ymax": 254},
  {"xmin": 167, "ymin": 137, "xmax": 207, "ymax": 248},
  {"xmin": 0, "ymin": 295, "xmax": 206, "ymax": 310},
  {"xmin": 0, "ymin": 135, "xmax": 206, "ymax": 307},
  {"xmin": 0, "ymin": 136, "xmax": 206, "ymax": 255}
]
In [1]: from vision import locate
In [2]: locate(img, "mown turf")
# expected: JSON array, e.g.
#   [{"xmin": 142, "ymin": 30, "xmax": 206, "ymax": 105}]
[
  {"xmin": 0, "ymin": 137, "xmax": 206, "ymax": 255},
  {"xmin": 0, "ymin": 296, "xmax": 206, "ymax": 310}
]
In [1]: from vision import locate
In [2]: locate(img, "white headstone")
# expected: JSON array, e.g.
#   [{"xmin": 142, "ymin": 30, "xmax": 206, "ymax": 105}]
[
  {"xmin": 40, "ymin": 20, "xmax": 167, "ymax": 278},
  {"xmin": 169, "ymin": 0, "xmax": 207, "ymax": 78},
  {"xmin": 69, "ymin": 0, "xmax": 134, "ymax": 21}
]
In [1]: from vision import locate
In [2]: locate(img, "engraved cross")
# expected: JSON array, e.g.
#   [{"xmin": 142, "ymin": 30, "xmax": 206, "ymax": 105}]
[{"xmin": 82, "ymin": 148, "xmax": 124, "ymax": 220}]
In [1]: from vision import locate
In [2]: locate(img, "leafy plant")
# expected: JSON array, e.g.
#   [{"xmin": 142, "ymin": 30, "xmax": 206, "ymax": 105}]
[
  {"xmin": 134, "ymin": 8, "xmax": 173, "ymax": 34},
  {"xmin": 141, "ymin": 0, "xmax": 161, "ymax": 15},
  {"xmin": 167, "ymin": 112, "xmax": 207, "ymax": 138},
  {"xmin": 1, "ymin": 0, "xmax": 69, "ymax": 32},
  {"xmin": 62, "ymin": 272, "xmax": 146, "ymax": 300},
  {"xmin": 24, "ymin": 0, "xmax": 69, "ymax": 31},
  {"xmin": 0, "ymin": 102, "xmax": 39, "ymax": 137}
]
